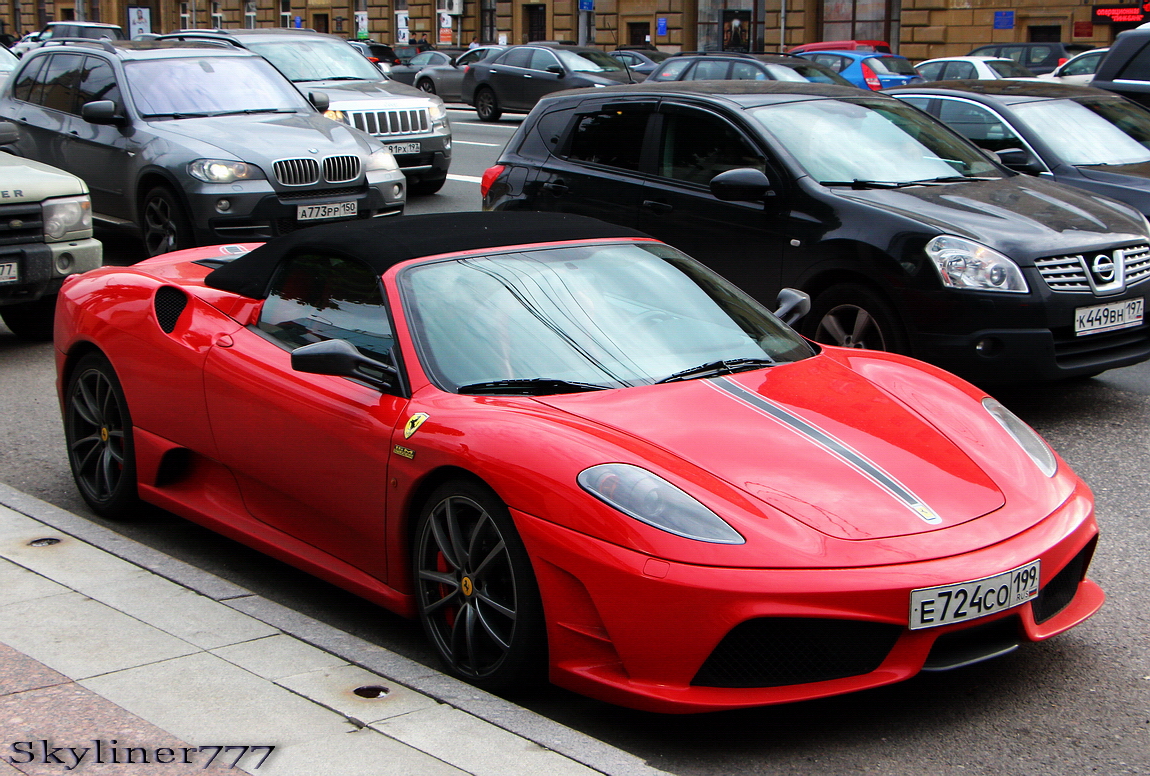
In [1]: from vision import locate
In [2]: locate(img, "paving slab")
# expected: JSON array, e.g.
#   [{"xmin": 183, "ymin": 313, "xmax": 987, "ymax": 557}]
[
  {"xmin": 0, "ymin": 559, "xmax": 68, "ymax": 607},
  {"xmin": 210, "ymin": 634, "xmax": 348, "ymax": 680},
  {"xmin": 254, "ymin": 727, "xmax": 468, "ymax": 776},
  {"xmin": 275, "ymin": 663, "xmax": 440, "ymax": 724}
]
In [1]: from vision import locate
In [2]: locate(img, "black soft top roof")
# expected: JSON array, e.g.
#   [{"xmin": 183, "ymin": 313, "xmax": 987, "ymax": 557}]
[{"xmin": 204, "ymin": 212, "xmax": 650, "ymax": 298}]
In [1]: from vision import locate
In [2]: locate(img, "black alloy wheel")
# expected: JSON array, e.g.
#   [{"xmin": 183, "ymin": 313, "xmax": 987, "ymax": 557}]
[
  {"xmin": 413, "ymin": 480, "xmax": 545, "ymax": 692},
  {"xmin": 474, "ymin": 87, "xmax": 502, "ymax": 122},
  {"xmin": 805, "ymin": 283, "xmax": 908, "ymax": 353},
  {"xmin": 416, "ymin": 78, "xmax": 436, "ymax": 94},
  {"xmin": 64, "ymin": 353, "xmax": 139, "ymax": 518},
  {"xmin": 141, "ymin": 186, "xmax": 194, "ymax": 257}
]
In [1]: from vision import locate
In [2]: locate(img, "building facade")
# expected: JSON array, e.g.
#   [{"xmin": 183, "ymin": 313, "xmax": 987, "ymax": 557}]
[{"xmin": 0, "ymin": 0, "xmax": 1139, "ymax": 61}]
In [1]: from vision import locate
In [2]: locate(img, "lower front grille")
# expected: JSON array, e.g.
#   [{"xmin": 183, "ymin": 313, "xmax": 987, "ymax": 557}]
[
  {"xmin": 1052, "ymin": 325, "xmax": 1150, "ymax": 368},
  {"xmin": 1032, "ymin": 540, "xmax": 1095, "ymax": 624},
  {"xmin": 922, "ymin": 615, "xmax": 1020, "ymax": 671},
  {"xmin": 691, "ymin": 617, "xmax": 902, "ymax": 688}
]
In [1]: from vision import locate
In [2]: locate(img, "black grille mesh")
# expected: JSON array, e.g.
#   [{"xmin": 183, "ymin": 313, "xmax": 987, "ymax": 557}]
[
  {"xmin": 692, "ymin": 618, "xmax": 902, "ymax": 688},
  {"xmin": 154, "ymin": 286, "xmax": 188, "ymax": 334},
  {"xmin": 1032, "ymin": 541, "xmax": 1094, "ymax": 624}
]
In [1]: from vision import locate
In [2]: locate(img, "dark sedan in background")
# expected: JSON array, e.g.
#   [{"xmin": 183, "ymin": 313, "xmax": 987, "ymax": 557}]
[
  {"xmin": 646, "ymin": 51, "xmax": 854, "ymax": 87},
  {"xmin": 890, "ymin": 81, "xmax": 1150, "ymax": 218},
  {"xmin": 461, "ymin": 43, "xmax": 638, "ymax": 121}
]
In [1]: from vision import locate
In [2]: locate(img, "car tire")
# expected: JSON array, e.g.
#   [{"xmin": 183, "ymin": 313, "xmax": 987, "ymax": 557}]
[
  {"xmin": 416, "ymin": 78, "xmax": 436, "ymax": 95},
  {"xmin": 0, "ymin": 296, "xmax": 56, "ymax": 341},
  {"xmin": 140, "ymin": 186, "xmax": 194, "ymax": 257},
  {"xmin": 413, "ymin": 479, "xmax": 546, "ymax": 693},
  {"xmin": 805, "ymin": 283, "xmax": 909, "ymax": 354},
  {"xmin": 474, "ymin": 88, "xmax": 502, "ymax": 122},
  {"xmin": 64, "ymin": 352, "xmax": 140, "ymax": 519},
  {"xmin": 410, "ymin": 175, "xmax": 447, "ymax": 196}
]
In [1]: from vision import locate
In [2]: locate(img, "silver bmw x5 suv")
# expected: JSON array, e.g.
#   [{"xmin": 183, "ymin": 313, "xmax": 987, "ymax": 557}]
[{"xmin": 0, "ymin": 40, "xmax": 406, "ymax": 256}]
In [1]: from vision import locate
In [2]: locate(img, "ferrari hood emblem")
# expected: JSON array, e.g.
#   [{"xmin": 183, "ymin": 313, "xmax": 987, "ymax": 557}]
[{"xmin": 404, "ymin": 413, "xmax": 430, "ymax": 439}]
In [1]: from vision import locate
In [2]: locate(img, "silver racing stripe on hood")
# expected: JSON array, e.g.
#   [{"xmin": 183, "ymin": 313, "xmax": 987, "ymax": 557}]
[{"xmin": 709, "ymin": 376, "xmax": 942, "ymax": 525}]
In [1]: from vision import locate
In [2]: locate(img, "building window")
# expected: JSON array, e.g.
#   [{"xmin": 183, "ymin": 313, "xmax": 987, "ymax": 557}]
[
  {"xmin": 180, "ymin": 2, "xmax": 191, "ymax": 28},
  {"xmin": 281, "ymin": 0, "xmax": 292, "ymax": 27},
  {"xmin": 480, "ymin": 0, "xmax": 496, "ymax": 43},
  {"xmin": 821, "ymin": 0, "xmax": 899, "ymax": 46},
  {"xmin": 212, "ymin": 1, "xmax": 223, "ymax": 27},
  {"xmin": 524, "ymin": 4, "xmax": 546, "ymax": 41},
  {"xmin": 245, "ymin": 0, "xmax": 257, "ymax": 28}
]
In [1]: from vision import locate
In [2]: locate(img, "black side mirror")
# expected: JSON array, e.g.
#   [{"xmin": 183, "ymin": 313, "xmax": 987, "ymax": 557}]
[
  {"xmin": 81, "ymin": 100, "xmax": 128, "ymax": 127},
  {"xmin": 710, "ymin": 168, "xmax": 773, "ymax": 202},
  {"xmin": 309, "ymin": 91, "xmax": 330, "ymax": 112},
  {"xmin": 0, "ymin": 120, "xmax": 19, "ymax": 146},
  {"xmin": 546, "ymin": 65, "xmax": 565, "ymax": 76},
  {"xmin": 291, "ymin": 338, "xmax": 399, "ymax": 392},
  {"xmin": 995, "ymin": 147, "xmax": 1044, "ymax": 175},
  {"xmin": 774, "ymin": 288, "xmax": 811, "ymax": 326}
]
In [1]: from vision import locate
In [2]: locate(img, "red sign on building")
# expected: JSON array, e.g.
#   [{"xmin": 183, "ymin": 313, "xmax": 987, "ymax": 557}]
[{"xmin": 1092, "ymin": 5, "xmax": 1148, "ymax": 23}]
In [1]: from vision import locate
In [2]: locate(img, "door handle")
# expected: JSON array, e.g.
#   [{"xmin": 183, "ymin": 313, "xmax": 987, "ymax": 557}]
[
  {"xmin": 642, "ymin": 200, "xmax": 673, "ymax": 214},
  {"xmin": 542, "ymin": 182, "xmax": 569, "ymax": 195}
]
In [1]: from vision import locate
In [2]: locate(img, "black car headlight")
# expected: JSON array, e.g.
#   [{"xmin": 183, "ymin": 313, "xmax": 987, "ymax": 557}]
[
  {"xmin": 578, "ymin": 463, "xmax": 745, "ymax": 544},
  {"xmin": 926, "ymin": 235, "xmax": 1028, "ymax": 293}
]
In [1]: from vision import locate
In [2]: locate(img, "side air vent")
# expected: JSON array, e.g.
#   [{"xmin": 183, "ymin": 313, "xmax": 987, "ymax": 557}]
[{"xmin": 154, "ymin": 286, "xmax": 188, "ymax": 333}]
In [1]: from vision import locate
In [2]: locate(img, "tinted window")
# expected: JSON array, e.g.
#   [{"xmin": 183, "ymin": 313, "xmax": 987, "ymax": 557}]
[
  {"xmin": 731, "ymin": 62, "xmax": 768, "ymax": 80},
  {"xmin": 1063, "ymin": 51, "xmax": 1103, "ymax": 76},
  {"xmin": 258, "ymin": 253, "xmax": 394, "ymax": 362},
  {"xmin": 455, "ymin": 48, "xmax": 487, "ymax": 66},
  {"xmin": 935, "ymin": 100, "xmax": 1022, "ymax": 153},
  {"xmin": 77, "ymin": 56, "xmax": 122, "ymax": 112},
  {"xmin": 528, "ymin": 49, "xmax": 561, "ymax": 72},
  {"xmin": 499, "ymin": 49, "xmax": 533, "ymax": 68},
  {"xmin": 916, "ymin": 62, "xmax": 943, "ymax": 81},
  {"xmin": 33, "ymin": 53, "xmax": 84, "ymax": 113},
  {"xmin": 810, "ymin": 54, "xmax": 848, "ymax": 72},
  {"xmin": 12, "ymin": 56, "xmax": 47, "ymax": 103},
  {"xmin": 687, "ymin": 60, "xmax": 730, "ymax": 80},
  {"xmin": 868, "ymin": 56, "xmax": 917, "ymax": 76},
  {"xmin": 408, "ymin": 52, "xmax": 439, "ymax": 67},
  {"xmin": 657, "ymin": 107, "xmax": 765, "ymax": 185},
  {"xmin": 650, "ymin": 58, "xmax": 691, "ymax": 81},
  {"xmin": 565, "ymin": 104, "xmax": 652, "ymax": 171},
  {"xmin": 1115, "ymin": 41, "xmax": 1150, "ymax": 81},
  {"xmin": 942, "ymin": 61, "xmax": 976, "ymax": 80}
]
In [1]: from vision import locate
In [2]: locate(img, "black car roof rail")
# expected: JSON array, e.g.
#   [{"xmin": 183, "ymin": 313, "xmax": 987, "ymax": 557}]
[
  {"xmin": 669, "ymin": 51, "xmax": 758, "ymax": 59},
  {"xmin": 38, "ymin": 37, "xmax": 120, "ymax": 54}
]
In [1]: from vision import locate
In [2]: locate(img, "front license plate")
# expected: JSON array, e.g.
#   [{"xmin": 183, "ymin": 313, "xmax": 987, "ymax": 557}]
[
  {"xmin": 0, "ymin": 261, "xmax": 17, "ymax": 284},
  {"xmin": 385, "ymin": 142, "xmax": 421, "ymax": 155},
  {"xmin": 909, "ymin": 560, "xmax": 1040, "ymax": 630},
  {"xmin": 297, "ymin": 201, "xmax": 357, "ymax": 222},
  {"xmin": 1075, "ymin": 297, "xmax": 1144, "ymax": 336}
]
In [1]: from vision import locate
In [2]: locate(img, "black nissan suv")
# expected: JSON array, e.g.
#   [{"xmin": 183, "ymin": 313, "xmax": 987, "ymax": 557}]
[{"xmin": 482, "ymin": 81, "xmax": 1150, "ymax": 383}]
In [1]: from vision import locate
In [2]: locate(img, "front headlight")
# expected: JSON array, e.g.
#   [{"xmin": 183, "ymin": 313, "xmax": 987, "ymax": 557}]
[
  {"xmin": 982, "ymin": 397, "xmax": 1057, "ymax": 477},
  {"xmin": 188, "ymin": 159, "xmax": 266, "ymax": 184},
  {"xmin": 324, "ymin": 109, "xmax": 348, "ymax": 123},
  {"xmin": 428, "ymin": 97, "xmax": 448, "ymax": 124},
  {"xmin": 926, "ymin": 235, "xmax": 1029, "ymax": 293},
  {"xmin": 42, "ymin": 195, "xmax": 92, "ymax": 240},
  {"xmin": 365, "ymin": 148, "xmax": 399, "ymax": 172},
  {"xmin": 578, "ymin": 463, "xmax": 745, "ymax": 544}
]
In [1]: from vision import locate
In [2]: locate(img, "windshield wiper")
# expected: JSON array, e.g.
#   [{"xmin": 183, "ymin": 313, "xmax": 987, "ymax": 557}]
[
  {"xmin": 457, "ymin": 378, "xmax": 611, "ymax": 396},
  {"xmin": 913, "ymin": 175, "xmax": 998, "ymax": 183},
  {"xmin": 141, "ymin": 112, "xmax": 212, "ymax": 119},
  {"xmin": 656, "ymin": 358, "xmax": 776, "ymax": 384},
  {"xmin": 209, "ymin": 108, "xmax": 295, "ymax": 116},
  {"xmin": 298, "ymin": 76, "xmax": 368, "ymax": 82},
  {"xmin": 819, "ymin": 179, "xmax": 919, "ymax": 189}
]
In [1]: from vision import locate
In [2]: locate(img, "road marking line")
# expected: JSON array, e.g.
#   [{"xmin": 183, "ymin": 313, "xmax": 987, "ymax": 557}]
[
  {"xmin": 446, "ymin": 173, "xmax": 483, "ymax": 183},
  {"xmin": 454, "ymin": 140, "xmax": 501, "ymax": 147}
]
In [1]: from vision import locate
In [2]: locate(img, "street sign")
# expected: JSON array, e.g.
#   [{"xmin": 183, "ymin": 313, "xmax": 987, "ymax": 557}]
[{"xmin": 993, "ymin": 11, "xmax": 1014, "ymax": 29}]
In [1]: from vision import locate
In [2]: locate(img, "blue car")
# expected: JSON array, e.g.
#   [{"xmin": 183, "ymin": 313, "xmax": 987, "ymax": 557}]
[{"xmin": 796, "ymin": 50, "xmax": 923, "ymax": 90}]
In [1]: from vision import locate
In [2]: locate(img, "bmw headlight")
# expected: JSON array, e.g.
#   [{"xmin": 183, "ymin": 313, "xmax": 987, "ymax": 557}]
[
  {"xmin": 188, "ymin": 159, "xmax": 266, "ymax": 184},
  {"xmin": 926, "ymin": 235, "xmax": 1028, "ymax": 293},
  {"xmin": 42, "ymin": 195, "xmax": 92, "ymax": 240},
  {"xmin": 982, "ymin": 397, "xmax": 1057, "ymax": 477},
  {"xmin": 365, "ymin": 148, "xmax": 399, "ymax": 172},
  {"xmin": 578, "ymin": 463, "xmax": 745, "ymax": 544}
]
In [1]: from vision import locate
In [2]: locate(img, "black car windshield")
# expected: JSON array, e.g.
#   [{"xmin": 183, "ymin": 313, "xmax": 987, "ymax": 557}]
[
  {"xmin": 127, "ymin": 56, "xmax": 313, "ymax": 116},
  {"xmin": 246, "ymin": 37, "xmax": 384, "ymax": 82},
  {"xmin": 749, "ymin": 97, "xmax": 1002, "ymax": 184},
  {"xmin": 554, "ymin": 48, "xmax": 626, "ymax": 73},
  {"xmin": 1011, "ymin": 97, "xmax": 1150, "ymax": 166},
  {"xmin": 400, "ymin": 242, "xmax": 814, "ymax": 393}
]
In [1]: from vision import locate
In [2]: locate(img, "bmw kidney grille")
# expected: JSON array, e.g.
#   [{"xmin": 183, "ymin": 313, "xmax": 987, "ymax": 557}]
[{"xmin": 273, "ymin": 156, "xmax": 362, "ymax": 186}]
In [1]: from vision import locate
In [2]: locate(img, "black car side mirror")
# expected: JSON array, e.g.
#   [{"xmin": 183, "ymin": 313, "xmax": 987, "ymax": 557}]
[
  {"xmin": 309, "ymin": 91, "xmax": 330, "ymax": 112},
  {"xmin": 81, "ymin": 100, "xmax": 128, "ymax": 127},
  {"xmin": 546, "ymin": 65, "xmax": 565, "ymax": 76},
  {"xmin": 0, "ymin": 120, "xmax": 18, "ymax": 146},
  {"xmin": 995, "ymin": 147, "xmax": 1044, "ymax": 175},
  {"xmin": 710, "ymin": 168, "xmax": 773, "ymax": 202},
  {"xmin": 291, "ymin": 338, "xmax": 399, "ymax": 392},
  {"xmin": 774, "ymin": 288, "xmax": 811, "ymax": 326}
]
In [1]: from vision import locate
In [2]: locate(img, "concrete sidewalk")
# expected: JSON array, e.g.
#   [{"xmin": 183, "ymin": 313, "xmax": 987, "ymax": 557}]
[{"xmin": 0, "ymin": 484, "xmax": 669, "ymax": 776}]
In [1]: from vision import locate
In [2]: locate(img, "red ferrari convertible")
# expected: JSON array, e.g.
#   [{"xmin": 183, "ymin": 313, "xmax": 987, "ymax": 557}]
[{"xmin": 54, "ymin": 212, "xmax": 1104, "ymax": 713}]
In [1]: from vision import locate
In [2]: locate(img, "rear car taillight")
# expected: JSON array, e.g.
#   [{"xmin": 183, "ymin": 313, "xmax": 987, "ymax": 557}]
[
  {"xmin": 480, "ymin": 165, "xmax": 505, "ymax": 199},
  {"xmin": 861, "ymin": 62, "xmax": 882, "ymax": 90}
]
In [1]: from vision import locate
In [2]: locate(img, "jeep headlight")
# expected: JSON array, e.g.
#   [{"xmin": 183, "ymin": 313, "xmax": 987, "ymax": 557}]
[
  {"xmin": 428, "ymin": 96, "xmax": 448, "ymax": 125},
  {"xmin": 188, "ymin": 159, "xmax": 266, "ymax": 184},
  {"xmin": 578, "ymin": 463, "xmax": 745, "ymax": 544},
  {"xmin": 324, "ymin": 109, "xmax": 348, "ymax": 123},
  {"xmin": 42, "ymin": 195, "xmax": 92, "ymax": 240},
  {"xmin": 926, "ymin": 235, "xmax": 1028, "ymax": 293},
  {"xmin": 982, "ymin": 398, "xmax": 1057, "ymax": 477},
  {"xmin": 365, "ymin": 148, "xmax": 399, "ymax": 172}
]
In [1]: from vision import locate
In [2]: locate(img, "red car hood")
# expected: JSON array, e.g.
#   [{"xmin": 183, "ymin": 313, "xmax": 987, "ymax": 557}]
[{"xmin": 534, "ymin": 356, "xmax": 1005, "ymax": 541}]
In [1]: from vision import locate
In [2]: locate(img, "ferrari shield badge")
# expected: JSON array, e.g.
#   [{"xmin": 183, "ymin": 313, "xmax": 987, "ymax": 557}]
[{"xmin": 404, "ymin": 413, "xmax": 430, "ymax": 439}]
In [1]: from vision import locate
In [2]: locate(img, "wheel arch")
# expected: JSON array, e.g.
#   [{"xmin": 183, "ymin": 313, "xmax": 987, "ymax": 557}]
[
  {"xmin": 135, "ymin": 170, "xmax": 191, "ymax": 220},
  {"xmin": 798, "ymin": 267, "xmax": 916, "ymax": 356}
]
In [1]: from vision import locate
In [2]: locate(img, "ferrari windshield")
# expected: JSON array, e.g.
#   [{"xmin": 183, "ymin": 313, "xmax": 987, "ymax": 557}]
[
  {"xmin": 1011, "ymin": 97, "xmax": 1150, "ymax": 166},
  {"xmin": 750, "ymin": 97, "xmax": 1002, "ymax": 184},
  {"xmin": 400, "ymin": 242, "xmax": 814, "ymax": 393}
]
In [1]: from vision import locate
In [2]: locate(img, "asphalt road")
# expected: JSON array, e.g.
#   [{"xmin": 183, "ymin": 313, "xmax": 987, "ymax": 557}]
[{"xmin": 1, "ymin": 110, "xmax": 1147, "ymax": 775}]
